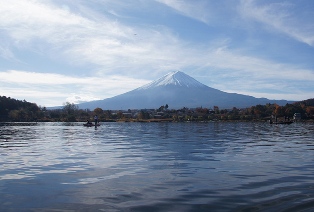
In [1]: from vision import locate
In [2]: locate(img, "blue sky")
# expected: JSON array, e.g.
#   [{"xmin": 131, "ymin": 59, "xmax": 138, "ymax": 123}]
[{"xmin": 0, "ymin": 0, "xmax": 313, "ymax": 107}]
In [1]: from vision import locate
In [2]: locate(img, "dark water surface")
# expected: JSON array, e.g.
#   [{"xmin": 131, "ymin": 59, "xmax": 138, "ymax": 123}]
[{"xmin": 1, "ymin": 122, "xmax": 314, "ymax": 211}]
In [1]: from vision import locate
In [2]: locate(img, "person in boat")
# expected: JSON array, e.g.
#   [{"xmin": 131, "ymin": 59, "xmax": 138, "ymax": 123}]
[{"xmin": 94, "ymin": 115, "xmax": 98, "ymax": 125}]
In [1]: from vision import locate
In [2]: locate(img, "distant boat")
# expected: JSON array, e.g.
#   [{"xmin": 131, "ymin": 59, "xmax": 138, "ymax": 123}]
[
  {"xmin": 270, "ymin": 120, "xmax": 293, "ymax": 125},
  {"xmin": 83, "ymin": 123, "xmax": 100, "ymax": 127}
]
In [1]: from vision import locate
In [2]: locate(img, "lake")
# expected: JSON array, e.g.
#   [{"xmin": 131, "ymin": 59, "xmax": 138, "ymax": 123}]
[{"xmin": 1, "ymin": 122, "xmax": 314, "ymax": 211}]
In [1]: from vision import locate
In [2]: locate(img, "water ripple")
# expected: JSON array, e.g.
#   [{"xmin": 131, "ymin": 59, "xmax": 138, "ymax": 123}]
[{"xmin": 0, "ymin": 122, "xmax": 314, "ymax": 211}]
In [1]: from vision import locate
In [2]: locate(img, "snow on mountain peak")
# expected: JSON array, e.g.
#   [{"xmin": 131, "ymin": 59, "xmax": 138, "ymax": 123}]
[{"xmin": 138, "ymin": 71, "xmax": 207, "ymax": 90}]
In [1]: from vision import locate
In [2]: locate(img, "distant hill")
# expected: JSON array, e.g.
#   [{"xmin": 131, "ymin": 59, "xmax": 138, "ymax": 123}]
[
  {"xmin": 296, "ymin": 98, "xmax": 314, "ymax": 106},
  {"xmin": 0, "ymin": 96, "xmax": 40, "ymax": 121},
  {"xmin": 77, "ymin": 71, "xmax": 294, "ymax": 110}
]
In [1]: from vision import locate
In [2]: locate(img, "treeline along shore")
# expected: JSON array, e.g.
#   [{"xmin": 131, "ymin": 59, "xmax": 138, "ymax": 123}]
[{"xmin": 1, "ymin": 96, "xmax": 314, "ymax": 123}]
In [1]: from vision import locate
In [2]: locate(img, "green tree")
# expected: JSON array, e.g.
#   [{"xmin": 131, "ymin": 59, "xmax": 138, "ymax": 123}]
[
  {"xmin": 104, "ymin": 110, "xmax": 112, "ymax": 119},
  {"xmin": 62, "ymin": 102, "xmax": 78, "ymax": 121},
  {"xmin": 138, "ymin": 110, "xmax": 150, "ymax": 119},
  {"xmin": 63, "ymin": 102, "xmax": 78, "ymax": 114},
  {"xmin": 94, "ymin": 108, "xmax": 103, "ymax": 116}
]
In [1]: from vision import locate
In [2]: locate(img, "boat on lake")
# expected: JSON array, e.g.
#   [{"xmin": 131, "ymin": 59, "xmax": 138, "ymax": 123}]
[
  {"xmin": 270, "ymin": 121, "xmax": 294, "ymax": 125},
  {"xmin": 83, "ymin": 123, "xmax": 100, "ymax": 127},
  {"xmin": 269, "ymin": 116, "xmax": 294, "ymax": 125}
]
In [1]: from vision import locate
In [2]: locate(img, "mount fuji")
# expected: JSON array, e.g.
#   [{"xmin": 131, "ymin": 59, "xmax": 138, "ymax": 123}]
[{"xmin": 77, "ymin": 71, "xmax": 292, "ymax": 110}]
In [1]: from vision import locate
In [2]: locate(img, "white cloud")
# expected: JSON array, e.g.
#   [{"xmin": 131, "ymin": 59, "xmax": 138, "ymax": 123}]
[
  {"xmin": 3, "ymin": 0, "xmax": 310, "ymax": 81},
  {"xmin": 202, "ymin": 47, "xmax": 314, "ymax": 81},
  {"xmin": 190, "ymin": 46, "xmax": 314, "ymax": 101},
  {"xmin": 0, "ymin": 0, "xmax": 89, "ymax": 42},
  {"xmin": 0, "ymin": 70, "xmax": 150, "ymax": 106},
  {"xmin": 156, "ymin": 0, "xmax": 211, "ymax": 24},
  {"xmin": 239, "ymin": 0, "xmax": 314, "ymax": 46},
  {"xmin": 0, "ymin": 0, "xmax": 194, "ymax": 77},
  {"xmin": 0, "ymin": 45, "xmax": 16, "ymax": 61},
  {"xmin": 66, "ymin": 94, "xmax": 100, "ymax": 105}
]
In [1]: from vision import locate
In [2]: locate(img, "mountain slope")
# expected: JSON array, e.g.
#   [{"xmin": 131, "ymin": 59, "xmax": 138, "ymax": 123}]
[{"xmin": 78, "ymin": 71, "xmax": 293, "ymax": 110}]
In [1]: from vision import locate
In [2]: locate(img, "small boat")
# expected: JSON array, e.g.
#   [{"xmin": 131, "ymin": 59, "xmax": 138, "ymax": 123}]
[
  {"xmin": 83, "ymin": 123, "xmax": 100, "ymax": 127},
  {"xmin": 278, "ymin": 121, "xmax": 293, "ymax": 125},
  {"xmin": 270, "ymin": 120, "xmax": 293, "ymax": 125}
]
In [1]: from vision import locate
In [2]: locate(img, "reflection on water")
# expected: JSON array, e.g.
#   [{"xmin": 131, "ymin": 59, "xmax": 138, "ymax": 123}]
[{"xmin": 1, "ymin": 122, "xmax": 314, "ymax": 211}]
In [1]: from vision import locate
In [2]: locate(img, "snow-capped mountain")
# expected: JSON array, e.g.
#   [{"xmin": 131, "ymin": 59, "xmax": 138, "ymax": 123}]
[
  {"xmin": 138, "ymin": 71, "xmax": 206, "ymax": 89},
  {"xmin": 77, "ymin": 71, "xmax": 292, "ymax": 110}
]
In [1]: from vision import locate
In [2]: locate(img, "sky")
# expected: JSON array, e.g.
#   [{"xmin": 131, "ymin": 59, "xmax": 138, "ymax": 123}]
[{"xmin": 0, "ymin": 0, "xmax": 314, "ymax": 107}]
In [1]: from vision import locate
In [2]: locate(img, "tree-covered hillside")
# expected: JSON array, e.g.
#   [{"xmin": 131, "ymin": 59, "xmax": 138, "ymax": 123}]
[{"xmin": 0, "ymin": 96, "xmax": 41, "ymax": 121}]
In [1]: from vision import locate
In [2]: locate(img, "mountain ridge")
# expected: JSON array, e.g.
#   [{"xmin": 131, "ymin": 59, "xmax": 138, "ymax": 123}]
[{"xmin": 77, "ymin": 71, "xmax": 293, "ymax": 110}]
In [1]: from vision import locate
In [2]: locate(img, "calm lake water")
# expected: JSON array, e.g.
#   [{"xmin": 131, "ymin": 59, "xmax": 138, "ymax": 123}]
[{"xmin": 1, "ymin": 122, "xmax": 314, "ymax": 211}]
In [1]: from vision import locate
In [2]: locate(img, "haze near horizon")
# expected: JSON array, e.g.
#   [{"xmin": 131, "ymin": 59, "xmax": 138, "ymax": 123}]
[{"xmin": 0, "ymin": 0, "xmax": 313, "ymax": 107}]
